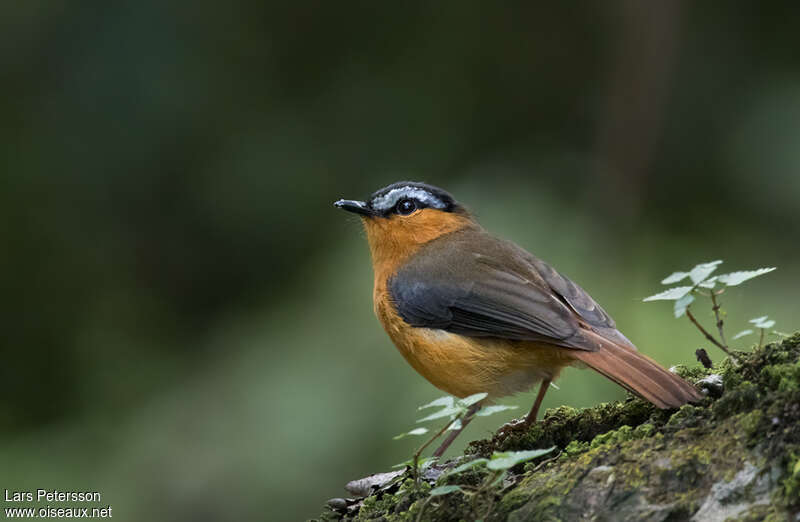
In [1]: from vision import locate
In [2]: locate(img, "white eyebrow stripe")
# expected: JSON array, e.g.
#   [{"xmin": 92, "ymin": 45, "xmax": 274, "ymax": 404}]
[{"xmin": 371, "ymin": 186, "xmax": 447, "ymax": 211}]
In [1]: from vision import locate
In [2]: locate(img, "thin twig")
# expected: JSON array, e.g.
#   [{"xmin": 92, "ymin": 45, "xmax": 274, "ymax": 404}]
[
  {"xmin": 415, "ymin": 495, "xmax": 433, "ymax": 522},
  {"xmin": 709, "ymin": 290, "xmax": 728, "ymax": 349},
  {"xmin": 528, "ymin": 451, "xmax": 562, "ymax": 474},
  {"xmin": 411, "ymin": 416, "xmax": 458, "ymax": 481},
  {"xmin": 685, "ymin": 308, "xmax": 740, "ymax": 362},
  {"xmin": 758, "ymin": 328, "xmax": 765, "ymax": 350}
]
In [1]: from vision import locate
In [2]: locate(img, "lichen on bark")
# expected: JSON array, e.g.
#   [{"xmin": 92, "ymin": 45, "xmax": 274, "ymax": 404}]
[{"xmin": 315, "ymin": 333, "xmax": 800, "ymax": 521}]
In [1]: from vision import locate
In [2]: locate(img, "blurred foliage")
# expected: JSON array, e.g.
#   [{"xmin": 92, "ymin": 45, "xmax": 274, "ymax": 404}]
[{"xmin": 1, "ymin": 2, "xmax": 799, "ymax": 521}]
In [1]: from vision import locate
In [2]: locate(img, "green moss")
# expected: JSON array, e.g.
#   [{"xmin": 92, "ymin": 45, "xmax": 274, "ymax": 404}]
[
  {"xmin": 468, "ymin": 397, "xmax": 659, "ymax": 457},
  {"xmin": 761, "ymin": 361, "xmax": 800, "ymax": 391},
  {"xmin": 712, "ymin": 380, "xmax": 760, "ymax": 418},
  {"xmin": 666, "ymin": 404, "xmax": 704, "ymax": 429},
  {"xmin": 633, "ymin": 423, "xmax": 655, "ymax": 438},
  {"xmin": 590, "ymin": 425, "xmax": 637, "ymax": 448},
  {"xmin": 562, "ymin": 440, "xmax": 589, "ymax": 457},
  {"xmin": 513, "ymin": 495, "xmax": 562, "ymax": 522},
  {"xmin": 738, "ymin": 409, "xmax": 764, "ymax": 440},
  {"xmin": 354, "ymin": 492, "xmax": 399, "ymax": 521},
  {"xmin": 782, "ymin": 451, "xmax": 800, "ymax": 507}
]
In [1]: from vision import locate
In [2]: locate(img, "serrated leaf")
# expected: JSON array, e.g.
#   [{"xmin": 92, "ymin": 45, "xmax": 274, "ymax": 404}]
[
  {"xmin": 673, "ymin": 293, "xmax": 695, "ymax": 318},
  {"xmin": 717, "ymin": 267, "xmax": 776, "ymax": 286},
  {"xmin": 443, "ymin": 458, "xmax": 489, "ymax": 476},
  {"xmin": 487, "ymin": 447, "xmax": 556, "ymax": 470},
  {"xmin": 689, "ymin": 260, "xmax": 723, "ymax": 284},
  {"xmin": 749, "ymin": 316, "xmax": 776, "ymax": 329},
  {"xmin": 732, "ymin": 329, "xmax": 754, "ymax": 340},
  {"xmin": 419, "ymin": 396, "xmax": 455, "ymax": 410},
  {"xmin": 697, "ymin": 276, "xmax": 717, "ymax": 289},
  {"xmin": 429, "ymin": 485, "xmax": 463, "ymax": 496},
  {"xmin": 417, "ymin": 406, "xmax": 460, "ymax": 423},
  {"xmin": 393, "ymin": 427, "xmax": 429, "ymax": 440},
  {"xmin": 643, "ymin": 286, "xmax": 693, "ymax": 301},
  {"xmin": 661, "ymin": 271, "xmax": 689, "ymax": 284},
  {"xmin": 476, "ymin": 405, "xmax": 519, "ymax": 417},
  {"xmin": 458, "ymin": 392, "xmax": 488, "ymax": 407}
]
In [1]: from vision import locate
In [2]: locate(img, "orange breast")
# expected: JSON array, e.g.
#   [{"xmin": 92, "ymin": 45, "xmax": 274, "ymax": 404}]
[{"xmin": 373, "ymin": 280, "xmax": 575, "ymax": 399}]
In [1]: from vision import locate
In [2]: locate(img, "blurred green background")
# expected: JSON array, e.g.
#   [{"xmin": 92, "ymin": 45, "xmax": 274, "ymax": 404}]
[{"xmin": 1, "ymin": 2, "xmax": 799, "ymax": 521}]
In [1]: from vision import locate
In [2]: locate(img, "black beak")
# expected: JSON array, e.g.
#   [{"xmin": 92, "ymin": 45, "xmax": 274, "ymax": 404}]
[{"xmin": 334, "ymin": 199, "xmax": 375, "ymax": 217}]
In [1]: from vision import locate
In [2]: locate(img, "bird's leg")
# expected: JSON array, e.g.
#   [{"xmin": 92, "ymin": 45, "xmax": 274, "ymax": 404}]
[
  {"xmin": 523, "ymin": 379, "xmax": 551, "ymax": 427},
  {"xmin": 496, "ymin": 379, "xmax": 552, "ymax": 437},
  {"xmin": 431, "ymin": 402, "xmax": 481, "ymax": 458}
]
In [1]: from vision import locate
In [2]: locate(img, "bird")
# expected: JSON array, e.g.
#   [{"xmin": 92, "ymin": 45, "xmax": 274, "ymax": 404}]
[{"xmin": 334, "ymin": 181, "xmax": 702, "ymax": 457}]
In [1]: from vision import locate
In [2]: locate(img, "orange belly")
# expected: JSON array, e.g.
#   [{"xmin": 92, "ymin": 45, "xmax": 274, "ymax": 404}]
[{"xmin": 375, "ymin": 295, "xmax": 574, "ymax": 398}]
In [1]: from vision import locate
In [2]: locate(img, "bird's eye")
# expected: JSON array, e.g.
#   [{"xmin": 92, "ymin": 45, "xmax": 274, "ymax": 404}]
[{"xmin": 396, "ymin": 198, "xmax": 417, "ymax": 215}]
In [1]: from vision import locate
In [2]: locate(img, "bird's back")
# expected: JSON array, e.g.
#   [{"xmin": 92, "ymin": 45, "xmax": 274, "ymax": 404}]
[{"xmin": 377, "ymin": 227, "xmax": 701, "ymax": 406}]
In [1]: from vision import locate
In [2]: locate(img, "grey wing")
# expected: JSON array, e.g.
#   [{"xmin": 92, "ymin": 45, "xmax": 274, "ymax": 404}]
[
  {"xmin": 388, "ymin": 234, "xmax": 599, "ymax": 351},
  {"xmin": 518, "ymin": 249, "xmax": 641, "ymax": 349},
  {"xmin": 522, "ymin": 253, "xmax": 616, "ymax": 329}
]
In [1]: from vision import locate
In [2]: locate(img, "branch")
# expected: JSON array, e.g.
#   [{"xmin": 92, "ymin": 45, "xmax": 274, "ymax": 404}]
[
  {"xmin": 685, "ymin": 308, "xmax": 740, "ymax": 362},
  {"xmin": 709, "ymin": 290, "xmax": 728, "ymax": 349}
]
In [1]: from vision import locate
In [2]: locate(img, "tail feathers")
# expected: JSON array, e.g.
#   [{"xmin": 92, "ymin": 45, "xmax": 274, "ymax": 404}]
[{"xmin": 572, "ymin": 334, "xmax": 703, "ymax": 409}]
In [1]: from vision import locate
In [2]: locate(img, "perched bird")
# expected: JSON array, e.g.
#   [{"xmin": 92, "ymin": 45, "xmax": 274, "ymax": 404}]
[{"xmin": 334, "ymin": 182, "xmax": 701, "ymax": 456}]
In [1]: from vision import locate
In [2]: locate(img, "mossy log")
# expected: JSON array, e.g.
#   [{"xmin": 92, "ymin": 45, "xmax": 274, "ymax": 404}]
[{"xmin": 315, "ymin": 334, "xmax": 800, "ymax": 521}]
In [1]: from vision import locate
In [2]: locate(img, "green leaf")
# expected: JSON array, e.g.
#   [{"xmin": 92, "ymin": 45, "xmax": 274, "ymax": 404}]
[
  {"xmin": 673, "ymin": 293, "xmax": 695, "ymax": 318},
  {"xmin": 429, "ymin": 485, "xmax": 462, "ymax": 496},
  {"xmin": 643, "ymin": 286, "xmax": 693, "ymax": 302},
  {"xmin": 448, "ymin": 418, "xmax": 462, "ymax": 431},
  {"xmin": 732, "ymin": 329, "xmax": 754, "ymax": 340},
  {"xmin": 458, "ymin": 392, "xmax": 488, "ymax": 407},
  {"xmin": 487, "ymin": 447, "xmax": 556, "ymax": 470},
  {"xmin": 661, "ymin": 271, "xmax": 689, "ymax": 284},
  {"xmin": 417, "ymin": 406, "xmax": 460, "ymax": 423},
  {"xmin": 749, "ymin": 316, "xmax": 776, "ymax": 329},
  {"xmin": 443, "ymin": 458, "xmax": 489, "ymax": 476},
  {"xmin": 393, "ymin": 427, "xmax": 429, "ymax": 440},
  {"xmin": 689, "ymin": 260, "xmax": 723, "ymax": 284},
  {"xmin": 794, "ymin": 459, "xmax": 800, "ymax": 476},
  {"xmin": 697, "ymin": 276, "xmax": 717, "ymax": 289},
  {"xmin": 717, "ymin": 267, "xmax": 776, "ymax": 286},
  {"xmin": 419, "ymin": 396, "xmax": 454, "ymax": 410},
  {"xmin": 488, "ymin": 470, "xmax": 507, "ymax": 488},
  {"xmin": 476, "ymin": 405, "xmax": 519, "ymax": 417}
]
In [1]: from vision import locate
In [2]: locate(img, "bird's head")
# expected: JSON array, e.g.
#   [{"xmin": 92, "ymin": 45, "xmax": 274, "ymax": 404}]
[{"xmin": 334, "ymin": 181, "xmax": 475, "ymax": 266}]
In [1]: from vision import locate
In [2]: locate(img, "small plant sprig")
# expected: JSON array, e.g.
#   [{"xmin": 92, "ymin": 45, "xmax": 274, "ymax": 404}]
[
  {"xmin": 644, "ymin": 260, "xmax": 775, "ymax": 361},
  {"xmin": 393, "ymin": 393, "xmax": 518, "ymax": 482},
  {"xmin": 732, "ymin": 315, "xmax": 790, "ymax": 349},
  {"xmin": 417, "ymin": 447, "xmax": 555, "ymax": 521}
]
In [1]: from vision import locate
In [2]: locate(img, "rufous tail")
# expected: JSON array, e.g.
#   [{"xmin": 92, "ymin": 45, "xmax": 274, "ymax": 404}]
[{"xmin": 572, "ymin": 333, "xmax": 703, "ymax": 409}]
